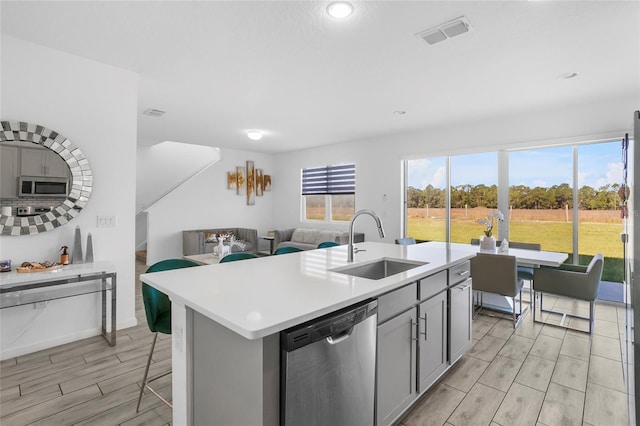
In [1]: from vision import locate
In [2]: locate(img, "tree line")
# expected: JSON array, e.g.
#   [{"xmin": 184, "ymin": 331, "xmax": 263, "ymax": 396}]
[{"xmin": 408, "ymin": 183, "xmax": 622, "ymax": 210}]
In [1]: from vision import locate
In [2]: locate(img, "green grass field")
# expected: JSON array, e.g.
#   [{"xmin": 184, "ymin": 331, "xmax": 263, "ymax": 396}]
[{"xmin": 408, "ymin": 209, "xmax": 624, "ymax": 282}]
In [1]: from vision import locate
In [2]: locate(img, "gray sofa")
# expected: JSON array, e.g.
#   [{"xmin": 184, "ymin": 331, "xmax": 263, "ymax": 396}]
[
  {"xmin": 273, "ymin": 228, "xmax": 364, "ymax": 251},
  {"xmin": 183, "ymin": 228, "xmax": 258, "ymax": 256}
]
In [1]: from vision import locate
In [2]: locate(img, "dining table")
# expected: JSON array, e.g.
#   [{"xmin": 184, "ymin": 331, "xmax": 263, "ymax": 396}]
[{"xmin": 430, "ymin": 241, "xmax": 569, "ymax": 315}]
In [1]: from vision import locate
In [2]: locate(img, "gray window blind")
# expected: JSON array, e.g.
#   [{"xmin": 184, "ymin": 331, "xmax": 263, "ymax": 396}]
[{"xmin": 302, "ymin": 164, "xmax": 355, "ymax": 195}]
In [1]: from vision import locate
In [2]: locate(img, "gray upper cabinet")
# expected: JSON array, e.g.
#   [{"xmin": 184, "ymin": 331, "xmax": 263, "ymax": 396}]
[
  {"xmin": 21, "ymin": 146, "xmax": 69, "ymax": 177},
  {"xmin": 376, "ymin": 308, "xmax": 417, "ymax": 426},
  {"xmin": 418, "ymin": 291, "xmax": 448, "ymax": 393},
  {"xmin": 0, "ymin": 146, "xmax": 19, "ymax": 198}
]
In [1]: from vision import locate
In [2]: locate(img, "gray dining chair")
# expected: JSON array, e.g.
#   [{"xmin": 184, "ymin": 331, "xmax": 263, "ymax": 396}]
[
  {"xmin": 532, "ymin": 253, "xmax": 604, "ymax": 333},
  {"xmin": 471, "ymin": 253, "xmax": 524, "ymax": 328}
]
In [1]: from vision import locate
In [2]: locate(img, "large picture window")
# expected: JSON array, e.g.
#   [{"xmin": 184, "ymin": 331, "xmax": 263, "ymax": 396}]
[
  {"xmin": 405, "ymin": 139, "xmax": 625, "ymax": 283},
  {"xmin": 302, "ymin": 164, "xmax": 355, "ymax": 222}
]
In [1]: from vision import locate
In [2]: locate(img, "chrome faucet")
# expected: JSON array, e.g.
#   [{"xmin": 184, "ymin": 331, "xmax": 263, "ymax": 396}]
[{"xmin": 348, "ymin": 209, "xmax": 385, "ymax": 262}]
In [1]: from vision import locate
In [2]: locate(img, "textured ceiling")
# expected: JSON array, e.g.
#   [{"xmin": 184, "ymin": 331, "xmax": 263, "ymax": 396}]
[{"xmin": 1, "ymin": 1, "xmax": 639, "ymax": 153}]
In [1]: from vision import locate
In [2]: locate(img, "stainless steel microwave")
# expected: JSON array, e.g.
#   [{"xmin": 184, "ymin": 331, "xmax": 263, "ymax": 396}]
[{"xmin": 18, "ymin": 176, "xmax": 68, "ymax": 197}]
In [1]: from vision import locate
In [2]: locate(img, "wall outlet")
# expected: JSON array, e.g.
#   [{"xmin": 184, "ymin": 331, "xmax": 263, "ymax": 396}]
[{"xmin": 97, "ymin": 216, "xmax": 116, "ymax": 227}]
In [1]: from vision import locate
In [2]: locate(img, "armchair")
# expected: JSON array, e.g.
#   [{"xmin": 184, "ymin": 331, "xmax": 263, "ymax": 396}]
[{"xmin": 532, "ymin": 253, "xmax": 604, "ymax": 333}]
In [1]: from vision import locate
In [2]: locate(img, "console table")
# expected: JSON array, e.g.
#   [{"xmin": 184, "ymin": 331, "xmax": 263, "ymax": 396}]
[{"xmin": 0, "ymin": 262, "xmax": 117, "ymax": 346}]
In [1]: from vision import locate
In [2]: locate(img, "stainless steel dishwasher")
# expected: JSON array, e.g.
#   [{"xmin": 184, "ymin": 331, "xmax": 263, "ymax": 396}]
[{"xmin": 280, "ymin": 299, "xmax": 378, "ymax": 426}]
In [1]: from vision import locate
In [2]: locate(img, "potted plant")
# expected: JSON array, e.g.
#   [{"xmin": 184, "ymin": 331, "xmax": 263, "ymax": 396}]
[{"xmin": 477, "ymin": 210, "xmax": 504, "ymax": 252}]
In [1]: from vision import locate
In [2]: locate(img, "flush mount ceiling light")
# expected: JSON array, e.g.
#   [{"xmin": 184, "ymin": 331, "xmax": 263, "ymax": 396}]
[
  {"xmin": 143, "ymin": 108, "xmax": 166, "ymax": 117},
  {"xmin": 416, "ymin": 16, "xmax": 471, "ymax": 45},
  {"xmin": 558, "ymin": 72, "xmax": 579, "ymax": 79},
  {"xmin": 247, "ymin": 131, "xmax": 263, "ymax": 141},
  {"xmin": 327, "ymin": 2, "xmax": 354, "ymax": 19}
]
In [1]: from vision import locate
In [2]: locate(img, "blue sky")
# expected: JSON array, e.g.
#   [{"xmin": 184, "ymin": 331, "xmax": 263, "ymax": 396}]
[{"xmin": 408, "ymin": 141, "xmax": 623, "ymax": 190}]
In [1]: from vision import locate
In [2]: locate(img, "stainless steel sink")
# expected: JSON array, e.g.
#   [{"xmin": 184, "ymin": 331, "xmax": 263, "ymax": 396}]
[{"xmin": 331, "ymin": 258, "xmax": 428, "ymax": 280}]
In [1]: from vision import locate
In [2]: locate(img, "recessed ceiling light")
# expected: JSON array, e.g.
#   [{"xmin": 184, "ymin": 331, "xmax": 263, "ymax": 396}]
[
  {"xmin": 327, "ymin": 2, "xmax": 353, "ymax": 19},
  {"xmin": 247, "ymin": 131, "xmax": 263, "ymax": 141},
  {"xmin": 558, "ymin": 72, "xmax": 579, "ymax": 79},
  {"xmin": 394, "ymin": 110, "xmax": 406, "ymax": 115}
]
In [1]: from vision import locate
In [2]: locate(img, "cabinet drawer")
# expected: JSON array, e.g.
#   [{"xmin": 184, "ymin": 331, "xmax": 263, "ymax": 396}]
[
  {"xmin": 449, "ymin": 261, "xmax": 471, "ymax": 286},
  {"xmin": 418, "ymin": 271, "xmax": 447, "ymax": 301},
  {"xmin": 378, "ymin": 283, "xmax": 417, "ymax": 323}
]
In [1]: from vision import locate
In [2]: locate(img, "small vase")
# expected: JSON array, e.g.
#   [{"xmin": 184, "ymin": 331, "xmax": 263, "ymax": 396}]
[{"xmin": 479, "ymin": 235, "xmax": 496, "ymax": 253}]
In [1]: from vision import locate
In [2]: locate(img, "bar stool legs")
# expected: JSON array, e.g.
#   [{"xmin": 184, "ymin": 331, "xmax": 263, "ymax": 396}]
[{"xmin": 136, "ymin": 332, "xmax": 172, "ymax": 412}]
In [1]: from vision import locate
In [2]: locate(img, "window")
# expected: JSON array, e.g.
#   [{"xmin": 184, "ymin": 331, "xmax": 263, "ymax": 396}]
[
  {"xmin": 450, "ymin": 152, "xmax": 498, "ymax": 244},
  {"xmin": 302, "ymin": 164, "xmax": 355, "ymax": 222},
  {"xmin": 406, "ymin": 157, "xmax": 446, "ymax": 241},
  {"xmin": 405, "ymin": 139, "xmax": 626, "ymax": 283}
]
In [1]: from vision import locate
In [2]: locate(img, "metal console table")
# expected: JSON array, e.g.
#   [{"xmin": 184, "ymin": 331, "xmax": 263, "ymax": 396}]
[{"xmin": 0, "ymin": 262, "xmax": 117, "ymax": 346}]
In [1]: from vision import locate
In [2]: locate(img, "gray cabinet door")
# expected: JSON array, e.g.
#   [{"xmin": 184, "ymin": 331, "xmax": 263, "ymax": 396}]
[
  {"xmin": 376, "ymin": 309, "xmax": 417, "ymax": 426},
  {"xmin": 418, "ymin": 292, "xmax": 447, "ymax": 393},
  {"xmin": 449, "ymin": 278, "xmax": 473, "ymax": 364}
]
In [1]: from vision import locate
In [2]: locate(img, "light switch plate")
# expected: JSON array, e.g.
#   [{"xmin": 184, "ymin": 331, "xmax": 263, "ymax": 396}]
[{"xmin": 97, "ymin": 216, "xmax": 116, "ymax": 227}]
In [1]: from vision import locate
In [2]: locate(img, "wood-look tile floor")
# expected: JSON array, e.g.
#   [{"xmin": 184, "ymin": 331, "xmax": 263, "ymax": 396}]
[
  {"xmin": 0, "ymin": 260, "xmax": 173, "ymax": 426},
  {"xmin": 1, "ymin": 263, "xmax": 632, "ymax": 426}
]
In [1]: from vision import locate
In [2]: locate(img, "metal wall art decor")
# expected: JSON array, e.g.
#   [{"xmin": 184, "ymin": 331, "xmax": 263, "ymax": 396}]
[
  {"xmin": 256, "ymin": 168, "xmax": 263, "ymax": 197},
  {"xmin": 236, "ymin": 166, "xmax": 246, "ymax": 195},
  {"xmin": 227, "ymin": 171, "xmax": 237, "ymax": 190},
  {"xmin": 246, "ymin": 160, "xmax": 255, "ymax": 205},
  {"xmin": 227, "ymin": 161, "xmax": 270, "ymax": 205},
  {"xmin": 0, "ymin": 121, "xmax": 93, "ymax": 236}
]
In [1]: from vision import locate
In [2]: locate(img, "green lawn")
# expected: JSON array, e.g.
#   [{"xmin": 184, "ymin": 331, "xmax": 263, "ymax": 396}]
[{"xmin": 408, "ymin": 219, "xmax": 624, "ymax": 282}]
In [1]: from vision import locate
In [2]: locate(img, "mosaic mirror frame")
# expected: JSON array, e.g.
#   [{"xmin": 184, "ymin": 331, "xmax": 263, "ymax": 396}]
[{"xmin": 0, "ymin": 121, "xmax": 92, "ymax": 236}]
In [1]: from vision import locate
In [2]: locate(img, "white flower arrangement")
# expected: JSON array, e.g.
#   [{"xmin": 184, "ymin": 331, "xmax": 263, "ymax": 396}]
[{"xmin": 477, "ymin": 210, "xmax": 504, "ymax": 238}]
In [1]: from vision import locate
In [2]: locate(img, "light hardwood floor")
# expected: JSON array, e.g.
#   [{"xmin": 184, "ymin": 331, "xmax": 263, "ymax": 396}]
[{"xmin": 1, "ymin": 262, "xmax": 632, "ymax": 425}]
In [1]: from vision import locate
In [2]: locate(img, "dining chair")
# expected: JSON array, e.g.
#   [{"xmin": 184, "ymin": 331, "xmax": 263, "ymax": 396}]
[
  {"xmin": 532, "ymin": 253, "xmax": 604, "ymax": 333},
  {"xmin": 137, "ymin": 258, "xmax": 201, "ymax": 412},
  {"xmin": 395, "ymin": 237, "xmax": 416, "ymax": 245},
  {"xmin": 471, "ymin": 253, "xmax": 524, "ymax": 328},
  {"xmin": 274, "ymin": 246, "xmax": 304, "ymax": 255},
  {"xmin": 317, "ymin": 241, "xmax": 340, "ymax": 249},
  {"xmin": 219, "ymin": 252, "xmax": 259, "ymax": 263}
]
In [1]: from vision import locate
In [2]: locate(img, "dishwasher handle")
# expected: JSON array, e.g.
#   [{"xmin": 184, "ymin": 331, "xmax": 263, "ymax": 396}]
[{"xmin": 326, "ymin": 326, "xmax": 354, "ymax": 344}]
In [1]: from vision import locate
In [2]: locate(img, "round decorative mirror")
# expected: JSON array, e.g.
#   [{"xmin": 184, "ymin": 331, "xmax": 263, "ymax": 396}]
[{"xmin": 0, "ymin": 121, "xmax": 92, "ymax": 236}]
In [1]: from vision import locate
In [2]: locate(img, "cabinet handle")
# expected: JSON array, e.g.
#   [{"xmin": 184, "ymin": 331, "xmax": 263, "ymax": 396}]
[
  {"xmin": 420, "ymin": 313, "xmax": 428, "ymax": 340},
  {"xmin": 411, "ymin": 321, "xmax": 419, "ymax": 342},
  {"xmin": 458, "ymin": 270, "xmax": 470, "ymax": 276},
  {"xmin": 457, "ymin": 282, "xmax": 472, "ymax": 291}
]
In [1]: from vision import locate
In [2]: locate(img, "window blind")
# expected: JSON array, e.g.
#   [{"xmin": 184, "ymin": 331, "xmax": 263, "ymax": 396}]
[{"xmin": 302, "ymin": 164, "xmax": 355, "ymax": 195}]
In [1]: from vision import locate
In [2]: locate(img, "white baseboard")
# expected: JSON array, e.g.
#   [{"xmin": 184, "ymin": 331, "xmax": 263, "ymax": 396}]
[{"xmin": 0, "ymin": 317, "xmax": 139, "ymax": 361}]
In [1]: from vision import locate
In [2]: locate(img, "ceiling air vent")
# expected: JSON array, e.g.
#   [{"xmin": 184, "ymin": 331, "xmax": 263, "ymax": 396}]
[
  {"xmin": 416, "ymin": 16, "xmax": 471, "ymax": 45},
  {"xmin": 143, "ymin": 108, "xmax": 166, "ymax": 117}
]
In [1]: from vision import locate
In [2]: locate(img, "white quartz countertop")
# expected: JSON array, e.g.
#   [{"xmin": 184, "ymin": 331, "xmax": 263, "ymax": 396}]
[{"xmin": 140, "ymin": 241, "xmax": 477, "ymax": 340}]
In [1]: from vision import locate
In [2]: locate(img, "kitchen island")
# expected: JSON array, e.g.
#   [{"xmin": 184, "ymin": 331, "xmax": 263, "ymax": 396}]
[{"xmin": 140, "ymin": 241, "xmax": 476, "ymax": 425}]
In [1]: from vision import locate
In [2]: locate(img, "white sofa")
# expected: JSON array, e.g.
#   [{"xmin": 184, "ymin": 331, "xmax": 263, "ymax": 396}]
[{"xmin": 273, "ymin": 228, "xmax": 364, "ymax": 251}]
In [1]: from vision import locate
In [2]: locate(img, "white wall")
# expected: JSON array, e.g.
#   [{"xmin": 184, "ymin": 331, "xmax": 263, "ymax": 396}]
[
  {"xmin": 273, "ymin": 95, "xmax": 638, "ymax": 244},
  {"xmin": 0, "ymin": 36, "xmax": 138, "ymax": 359},
  {"xmin": 146, "ymin": 148, "xmax": 274, "ymax": 265}
]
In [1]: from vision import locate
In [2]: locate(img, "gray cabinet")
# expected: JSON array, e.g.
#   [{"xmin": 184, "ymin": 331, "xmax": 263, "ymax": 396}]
[
  {"xmin": 376, "ymin": 261, "xmax": 473, "ymax": 426},
  {"xmin": 21, "ymin": 146, "xmax": 68, "ymax": 177},
  {"xmin": 418, "ymin": 292, "xmax": 448, "ymax": 393},
  {"xmin": 449, "ymin": 278, "xmax": 473, "ymax": 364},
  {"xmin": 0, "ymin": 146, "xmax": 19, "ymax": 198},
  {"xmin": 376, "ymin": 308, "xmax": 417, "ymax": 426}
]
